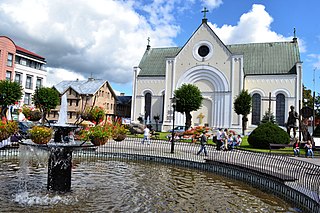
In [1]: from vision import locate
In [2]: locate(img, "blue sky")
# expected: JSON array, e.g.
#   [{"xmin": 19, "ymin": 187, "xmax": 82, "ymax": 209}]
[{"xmin": 0, "ymin": 0, "xmax": 319, "ymax": 95}]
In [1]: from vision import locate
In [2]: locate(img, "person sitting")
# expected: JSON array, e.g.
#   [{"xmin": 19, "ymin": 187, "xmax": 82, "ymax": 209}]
[
  {"xmin": 304, "ymin": 140, "xmax": 314, "ymax": 158},
  {"xmin": 292, "ymin": 139, "xmax": 300, "ymax": 157},
  {"xmin": 227, "ymin": 134, "xmax": 234, "ymax": 151},
  {"xmin": 234, "ymin": 134, "xmax": 242, "ymax": 148}
]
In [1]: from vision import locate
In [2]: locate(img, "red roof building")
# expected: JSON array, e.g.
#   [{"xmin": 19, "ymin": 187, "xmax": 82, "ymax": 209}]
[{"xmin": 0, "ymin": 36, "xmax": 47, "ymax": 106}]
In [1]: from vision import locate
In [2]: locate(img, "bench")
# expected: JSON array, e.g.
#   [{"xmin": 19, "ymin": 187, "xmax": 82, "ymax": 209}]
[{"xmin": 269, "ymin": 143, "xmax": 291, "ymax": 153}]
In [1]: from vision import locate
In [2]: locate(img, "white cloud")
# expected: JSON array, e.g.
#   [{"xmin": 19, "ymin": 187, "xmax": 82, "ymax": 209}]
[
  {"xmin": 307, "ymin": 54, "xmax": 320, "ymax": 69},
  {"xmin": 201, "ymin": 0, "xmax": 223, "ymax": 10},
  {"xmin": 46, "ymin": 67, "xmax": 86, "ymax": 87},
  {"xmin": 0, "ymin": 0, "xmax": 180, "ymax": 88},
  {"xmin": 208, "ymin": 4, "xmax": 302, "ymax": 47}
]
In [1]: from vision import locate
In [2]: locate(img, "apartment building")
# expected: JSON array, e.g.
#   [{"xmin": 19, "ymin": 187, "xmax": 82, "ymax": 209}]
[
  {"xmin": 50, "ymin": 78, "xmax": 117, "ymax": 123},
  {"xmin": 0, "ymin": 36, "xmax": 47, "ymax": 106}
]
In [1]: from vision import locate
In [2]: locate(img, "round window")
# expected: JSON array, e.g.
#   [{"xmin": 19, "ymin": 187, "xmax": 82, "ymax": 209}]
[{"xmin": 198, "ymin": 45, "xmax": 210, "ymax": 57}]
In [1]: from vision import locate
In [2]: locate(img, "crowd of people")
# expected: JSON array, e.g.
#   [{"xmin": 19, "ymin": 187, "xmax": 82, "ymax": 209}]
[{"xmin": 215, "ymin": 128, "xmax": 242, "ymax": 151}]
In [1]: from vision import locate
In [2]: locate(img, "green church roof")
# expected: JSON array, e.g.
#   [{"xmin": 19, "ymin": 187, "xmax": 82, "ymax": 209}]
[
  {"xmin": 138, "ymin": 41, "xmax": 300, "ymax": 77},
  {"xmin": 138, "ymin": 47, "xmax": 181, "ymax": 76},
  {"xmin": 227, "ymin": 41, "xmax": 300, "ymax": 75}
]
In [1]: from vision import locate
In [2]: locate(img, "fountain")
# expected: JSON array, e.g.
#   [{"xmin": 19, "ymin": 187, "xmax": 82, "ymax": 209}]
[{"xmin": 20, "ymin": 93, "xmax": 93, "ymax": 192}]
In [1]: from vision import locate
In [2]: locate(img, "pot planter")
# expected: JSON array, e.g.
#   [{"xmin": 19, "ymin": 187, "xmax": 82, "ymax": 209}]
[
  {"xmin": 31, "ymin": 136, "xmax": 52, "ymax": 144},
  {"xmin": 0, "ymin": 133, "xmax": 9, "ymax": 141},
  {"xmin": 90, "ymin": 137, "xmax": 108, "ymax": 146},
  {"xmin": 113, "ymin": 134, "xmax": 126, "ymax": 142}
]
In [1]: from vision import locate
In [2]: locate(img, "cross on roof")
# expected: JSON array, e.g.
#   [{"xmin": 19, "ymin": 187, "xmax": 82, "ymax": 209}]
[
  {"xmin": 201, "ymin": 7, "xmax": 209, "ymax": 19},
  {"xmin": 147, "ymin": 37, "xmax": 150, "ymax": 46}
]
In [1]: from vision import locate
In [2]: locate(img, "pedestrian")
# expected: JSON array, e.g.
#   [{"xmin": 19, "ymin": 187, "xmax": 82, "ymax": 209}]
[
  {"xmin": 197, "ymin": 131, "xmax": 208, "ymax": 156},
  {"xmin": 216, "ymin": 128, "xmax": 223, "ymax": 150},
  {"xmin": 142, "ymin": 125, "xmax": 150, "ymax": 145}
]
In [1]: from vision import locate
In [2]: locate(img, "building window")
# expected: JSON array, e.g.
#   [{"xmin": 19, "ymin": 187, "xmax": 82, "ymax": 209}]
[
  {"xmin": 276, "ymin": 93, "xmax": 286, "ymax": 126},
  {"xmin": 144, "ymin": 92, "xmax": 152, "ymax": 121},
  {"xmin": 7, "ymin": 53, "xmax": 13, "ymax": 67},
  {"xmin": 6, "ymin": 71, "xmax": 12, "ymax": 81},
  {"xmin": 110, "ymin": 104, "xmax": 113, "ymax": 110},
  {"xmin": 20, "ymin": 58, "xmax": 27, "ymax": 66},
  {"xmin": 25, "ymin": 76, "xmax": 33, "ymax": 89},
  {"xmin": 69, "ymin": 100, "xmax": 72, "ymax": 106},
  {"xmin": 24, "ymin": 93, "xmax": 31, "ymax": 105},
  {"xmin": 107, "ymin": 103, "xmax": 109, "ymax": 110},
  {"xmin": 251, "ymin": 93, "xmax": 261, "ymax": 125},
  {"xmin": 69, "ymin": 112, "xmax": 73, "ymax": 119},
  {"xmin": 36, "ymin": 78, "xmax": 42, "ymax": 88},
  {"xmin": 69, "ymin": 89, "xmax": 72, "ymax": 95},
  {"xmin": 15, "ymin": 73, "xmax": 22, "ymax": 84}
]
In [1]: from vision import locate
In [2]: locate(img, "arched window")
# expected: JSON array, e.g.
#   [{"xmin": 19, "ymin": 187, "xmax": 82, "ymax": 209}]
[
  {"xmin": 276, "ymin": 93, "xmax": 285, "ymax": 126},
  {"xmin": 144, "ymin": 92, "xmax": 152, "ymax": 121},
  {"xmin": 251, "ymin": 93, "xmax": 261, "ymax": 125}
]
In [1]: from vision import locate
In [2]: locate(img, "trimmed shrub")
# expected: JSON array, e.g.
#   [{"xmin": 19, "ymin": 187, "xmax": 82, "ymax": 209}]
[{"xmin": 248, "ymin": 122, "xmax": 290, "ymax": 149}]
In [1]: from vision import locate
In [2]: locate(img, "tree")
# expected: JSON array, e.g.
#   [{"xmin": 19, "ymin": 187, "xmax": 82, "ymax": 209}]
[
  {"xmin": 0, "ymin": 80, "xmax": 23, "ymax": 118},
  {"xmin": 234, "ymin": 90, "xmax": 252, "ymax": 135},
  {"xmin": 260, "ymin": 111, "xmax": 276, "ymax": 124},
  {"xmin": 32, "ymin": 87, "xmax": 60, "ymax": 125},
  {"xmin": 303, "ymin": 85, "xmax": 313, "ymax": 108},
  {"xmin": 174, "ymin": 84, "xmax": 203, "ymax": 130}
]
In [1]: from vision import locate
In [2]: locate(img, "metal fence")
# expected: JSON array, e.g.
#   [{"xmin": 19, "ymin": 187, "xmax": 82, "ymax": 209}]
[{"xmin": 1, "ymin": 137, "xmax": 320, "ymax": 205}]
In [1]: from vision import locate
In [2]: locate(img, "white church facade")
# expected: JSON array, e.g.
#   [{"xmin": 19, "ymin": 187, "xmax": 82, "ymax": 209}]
[{"xmin": 131, "ymin": 18, "xmax": 302, "ymax": 132}]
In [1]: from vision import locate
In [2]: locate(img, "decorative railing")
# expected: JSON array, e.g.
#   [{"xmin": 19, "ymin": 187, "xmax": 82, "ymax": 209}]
[{"xmin": 1, "ymin": 137, "xmax": 319, "ymax": 205}]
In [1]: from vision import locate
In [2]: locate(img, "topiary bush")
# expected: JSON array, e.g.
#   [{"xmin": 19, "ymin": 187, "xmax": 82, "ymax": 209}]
[{"xmin": 248, "ymin": 122, "xmax": 290, "ymax": 149}]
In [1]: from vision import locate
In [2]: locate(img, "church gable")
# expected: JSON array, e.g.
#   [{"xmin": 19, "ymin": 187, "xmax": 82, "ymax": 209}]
[{"xmin": 175, "ymin": 22, "xmax": 232, "ymax": 65}]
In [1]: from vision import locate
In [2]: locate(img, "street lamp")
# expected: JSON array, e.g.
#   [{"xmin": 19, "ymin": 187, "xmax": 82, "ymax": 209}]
[{"xmin": 170, "ymin": 97, "xmax": 177, "ymax": 154}]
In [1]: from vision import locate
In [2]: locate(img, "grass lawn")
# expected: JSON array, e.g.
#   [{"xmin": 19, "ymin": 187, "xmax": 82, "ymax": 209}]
[{"xmin": 127, "ymin": 131, "xmax": 319, "ymax": 157}]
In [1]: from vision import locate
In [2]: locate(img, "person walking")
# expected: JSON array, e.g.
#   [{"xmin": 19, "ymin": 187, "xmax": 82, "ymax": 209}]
[
  {"xmin": 216, "ymin": 128, "xmax": 223, "ymax": 150},
  {"xmin": 197, "ymin": 131, "xmax": 208, "ymax": 156},
  {"xmin": 142, "ymin": 125, "xmax": 150, "ymax": 145}
]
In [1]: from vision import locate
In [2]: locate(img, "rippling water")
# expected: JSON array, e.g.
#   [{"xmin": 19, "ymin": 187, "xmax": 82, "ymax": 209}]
[{"xmin": 0, "ymin": 157, "xmax": 299, "ymax": 212}]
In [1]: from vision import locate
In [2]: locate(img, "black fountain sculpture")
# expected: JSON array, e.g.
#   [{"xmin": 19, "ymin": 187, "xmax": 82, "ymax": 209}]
[{"xmin": 19, "ymin": 93, "xmax": 95, "ymax": 192}]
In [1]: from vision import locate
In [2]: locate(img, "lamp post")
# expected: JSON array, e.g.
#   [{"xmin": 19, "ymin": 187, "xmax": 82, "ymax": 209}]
[{"xmin": 170, "ymin": 97, "xmax": 177, "ymax": 154}]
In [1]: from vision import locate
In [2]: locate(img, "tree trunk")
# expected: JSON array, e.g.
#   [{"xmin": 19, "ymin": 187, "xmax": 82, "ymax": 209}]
[
  {"xmin": 1, "ymin": 106, "xmax": 7, "ymax": 119},
  {"xmin": 185, "ymin": 111, "xmax": 192, "ymax": 130},
  {"xmin": 242, "ymin": 116, "xmax": 248, "ymax": 135}
]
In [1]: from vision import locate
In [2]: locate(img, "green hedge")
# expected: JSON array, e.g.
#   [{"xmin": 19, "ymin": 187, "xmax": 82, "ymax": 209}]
[{"xmin": 248, "ymin": 122, "xmax": 290, "ymax": 149}]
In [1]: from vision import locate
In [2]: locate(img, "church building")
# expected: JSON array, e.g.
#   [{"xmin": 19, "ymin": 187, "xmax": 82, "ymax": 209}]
[{"xmin": 131, "ymin": 16, "xmax": 302, "ymax": 132}]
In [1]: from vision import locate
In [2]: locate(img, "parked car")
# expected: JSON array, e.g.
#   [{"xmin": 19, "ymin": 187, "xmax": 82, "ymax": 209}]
[{"xmin": 169, "ymin": 126, "xmax": 186, "ymax": 133}]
